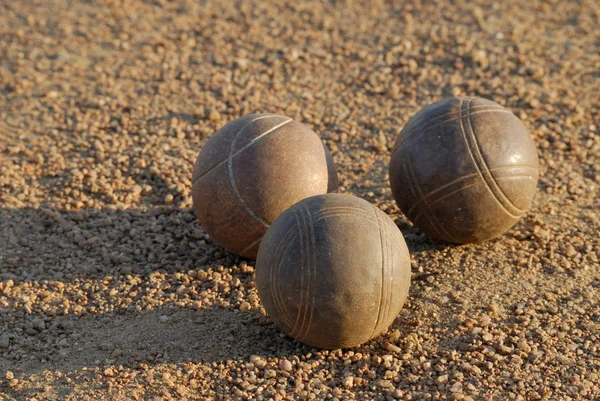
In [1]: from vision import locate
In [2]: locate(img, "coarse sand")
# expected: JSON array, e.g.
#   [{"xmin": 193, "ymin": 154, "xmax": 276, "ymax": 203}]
[{"xmin": 1, "ymin": 0, "xmax": 599, "ymax": 400}]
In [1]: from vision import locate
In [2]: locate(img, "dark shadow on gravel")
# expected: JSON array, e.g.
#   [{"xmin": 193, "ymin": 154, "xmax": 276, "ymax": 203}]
[
  {"xmin": 0, "ymin": 206, "xmax": 324, "ymax": 374},
  {"xmin": 135, "ymin": 165, "xmax": 186, "ymax": 207},
  {"xmin": 11, "ymin": 307, "xmax": 289, "ymax": 374},
  {"xmin": 0, "ymin": 206, "xmax": 238, "ymax": 283},
  {"xmin": 33, "ymin": 156, "xmax": 177, "ymax": 208},
  {"xmin": 0, "ymin": 303, "xmax": 311, "ymax": 375}
]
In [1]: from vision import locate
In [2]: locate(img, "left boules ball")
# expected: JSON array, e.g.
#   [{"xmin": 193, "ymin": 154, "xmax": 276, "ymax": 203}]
[{"xmin": 191, "ymin": 113, "xmax": 339, "ymax": 259}]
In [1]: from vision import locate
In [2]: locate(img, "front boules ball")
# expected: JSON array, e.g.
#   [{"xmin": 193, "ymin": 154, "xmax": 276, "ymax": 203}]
[{"xmin": 255, "ymin": 193, "xmax": 412, "ymax": 349}]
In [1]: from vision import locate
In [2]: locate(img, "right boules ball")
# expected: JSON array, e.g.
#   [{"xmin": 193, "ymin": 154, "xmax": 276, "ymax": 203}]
[{"xmin": 389, "ymin": 97, "xmax": 539, "ymax": 243}]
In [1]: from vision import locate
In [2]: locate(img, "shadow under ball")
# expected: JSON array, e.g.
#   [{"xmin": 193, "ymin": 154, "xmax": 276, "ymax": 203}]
[
  {"xmin": 389, "ymin": 97, "xmax": 539, "ymax": 244},
  {"xmin": 255, "ymin": 193, "xmax": 411, "ymax": 349},
  {"xmin": 192, "ymin": 113, "xmax": 338, "ymax": 259}
]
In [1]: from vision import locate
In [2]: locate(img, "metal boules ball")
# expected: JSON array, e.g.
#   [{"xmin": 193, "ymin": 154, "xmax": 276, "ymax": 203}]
[
  {"xmin": 255, "ymin": 193, "xmax": 412, "ymax": 349},
  {"xmin": 191, "ymin": 114, "xmax": 338, "ymax": 259},
  {"xmin": 389, "ymin": 97, "xmax": 539, "ymax": 243}
]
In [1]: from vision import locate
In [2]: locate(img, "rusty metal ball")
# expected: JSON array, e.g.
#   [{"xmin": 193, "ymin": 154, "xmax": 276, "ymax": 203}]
[
  {"xmin": 191, "ymin": 114, "xmax": 338, "ymax": 259},
  {"xmin": 255, "ymin": 193, "xmax": 411, "ymax": 349},
  {"xmin": 389, "ymin": 97, "xmax": 539, "ymax": 243}
]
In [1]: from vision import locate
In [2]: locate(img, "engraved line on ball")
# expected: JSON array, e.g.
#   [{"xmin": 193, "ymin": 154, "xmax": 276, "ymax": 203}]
[
  {"xmin": 290, "ymin": 206, "xmax": 309, "ymax": 338},
  {"xmin": 233, "ymin": 118, "xmax": 294, "ymax": 159},
  {"xmin": 380, "ymin": 209, "xmax": 392, "ymax": 335},
  {"xmin": 461, "ymin": 98, "xmax": 522, "ymax": 219},
  {"xmin": 466, "ymin": 99, "xmax": 526, "ymax": 215},
  {"xmin": 296, "ymin": 202, "xmax": 314, "ymax": 342},
  {"xmin": 268, "ymin": 228, "xmax": 289, "ymax": 328},
  {"xmin": 299, "ymin": 203, "xmax": 318, "ymax": 343},
  {"xmin": 305, "ymin": 203, "xmax": 318, "ymax": 342},
  {"xmin": 277, "ymin": 232, "xmax": 301, "ymax": 330},
  {"xmin": 387, "ymin": 213, "xmax": 395, "ymax": 331},
  {"xmin": 396, "ymin": 239, "xmax": 411, "ymax": 311},
  {"xmin": 314, "ymin": 212, "xmax": 399, "ymax": 246},
  {"xmin": 191, "ymin": 115, "xmax": 279, "ymax": 185},
  {"xmin": 376, "ymin": 209, "xmax": 401, "ymax": 335},
  {"xmin": 227, "ymin": 118, "xmax": 295, "ymax": 227},
  {"xmin": 240, "ymin": 235, "xmax": 263, "ymax": 257},
  {"xmin": 314, "ymin": 207, "xmax": 377, "ymax": 223},
  {"xmin": 386, "ymin": 223, "xmax": 405, "ymax": 251},
  {"xmin": 383, "ymin": 214, "xmax": 393, "ymax": 332},
  {"xmin": 406, "ymin": 99, "xmax": 499, "ymax": 129},
  {"xmin": 411, "ymin": 174, "xmax": 536, "ymax": 224},
  {"xmin": 369, "ymin": 204, "xmax": 386, "ymax": 341},
  {"xmin": 289, "ymin": 208, "xmax": 306, "ymax": 336},
  {"xmin": 312, "ymin": 206, "xmax": 371, "ymax": 219},
  {"xmin": 406, "ymin": 165, "xmax": 539, "ymax": 219},
  {"xmin": 401, "ymin": 158, "xmax": 441, "ymax": 238},
  {"xmin": 391, "ymin": 109, "xmax": 514, "ymax": 156},
  {"xmin": 401, "ymin": 102, "xmax": 504, "ymax": 137},
  {"xmin": 391, "ymin": 108, "xmax": 513, "ymax": 156},
  {"xmin": 274, "ymin": 229, "xmax": 301, "ymax": 329},
  {"xmin": 269, "ymin": 225, "xmax": 300, "ymax": 329},
  {"xmin": 385, "ymin": 212, "xmax": 394, "ymax": 331},
  {"xmin": 378, "ymin": 212, "xmax": 404, "ymax": 245},
  {"xmin": 315, "ymin": 212, "xmax": 377, "ymax": 224},
  {"xmin": 405, "ymin": 158, "xmax": 456, "ymax": 242},
  {"xmin": 294, "ymin": 204, "xmax": 314, "ymax": 338},
  {"xmin": 312, "ymin": 206, "xmax": 375, "ymax": 219}
]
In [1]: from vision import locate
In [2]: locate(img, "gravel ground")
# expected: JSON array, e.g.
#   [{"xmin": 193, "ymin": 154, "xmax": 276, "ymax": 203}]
[{"xmin": 1, "ymin": 0, "xmax": 599, "ymax": 400}]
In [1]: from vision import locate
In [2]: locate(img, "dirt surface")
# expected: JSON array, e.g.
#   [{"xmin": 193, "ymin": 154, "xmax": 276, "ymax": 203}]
[{"xmin": 1, "ymin": 0, "xmax": 599, "ymax": 400}]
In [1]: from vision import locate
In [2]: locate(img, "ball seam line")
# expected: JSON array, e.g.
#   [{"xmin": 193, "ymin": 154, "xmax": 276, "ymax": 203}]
[
  {"xmin": 460, "ymin": 98, "xmax": 522, "ymax": 219},
  {"xmin": 369, "ymin": 204, "xmax": 386, "ymax": 342},
  {"xmin": 278, "ymin": 232, "xmax": 301, "ymax": 329},
  {"xmin": 387, "ymin": 221, "xmax": 405, "ymax": 248},
  {"xmin": 240, "ymin": 235, "xmax": 263, "ymax": 257},
  {"xmin": 191, "ymin": 115, "xmax": 278, "ymax": 185},
  {"xmin": 406, "ymin": 165, "xmax": 539, "ymax": 219},
  {"xmin": 391, "ymin": 107, "xmax": 513, "ymax": 157},
  {"xmin": 289, "ymin": 208, "xmax": 305, "ymax": 337},
  {"xmin": 278, "ymin": 229, "xmax": 301, "ymax": 328},
  {"xmin": 466, "ymin": 99, "xmax": 526, "ymax": 215},
  {"xmin": 313, "ymin": 210, "xmax": 399, "ymax": 240},
  {"xmin": 398, "ymin": 103, "xmax": 504, "ymax": 146},
  {"xmin": 402, "ymin": 158, "xmax": 442, "ymax": 239},
  {"xmin": 404, "ymin": 157, "xmax": 456, "ymax": 242},
  {"xmin": 227, "ymin": 118, "xmax": 295, "ymax": 227},
  {"xmin": 313, "ymin": 206, "xmax": 376, "ymax": 223},
  {"xmin": 385, "ymin": 213, "xmax": 393, "ymax": 332},
  {"xmin": 398, "ymin": 236, "xmax": 411, "ymax": 311},
  {"xmin": 401, "ymin": 102, "xmax": 503, "ymax": 136},
  {"xmin": 232, "ymin": 118, "xmax": 294, "ymax": 159},
  {"xmin": 299, "ymin": 203, "xmax": 317, "ymax": 343},
  {"xmin": 296, "ymin": 204, "xmax": 311, "ymax": 340},
  {"xmin": 313, "ymin": 205, "xmax": 371, "ymax": 216},
  {"xmin": 315, "ymin": 212, "xmax": 376, "ymax": 224},
  {"xmin": 269, "ymin": 224, "xmax": 299, "ymax": 329},
  {"xmin": 290, "ymin": 206, "xmax": 308, "ymax": 339},
  {"xmin": 381, "ymin": 208, "xmax": 391, "ymax": 335},
  {"xmin": 411, "ymin": 174, "xmax": 536, "ymax": 224},
  {"xmin": 269, "ymin": 230, "xmax": 285, "ymax": 328}
]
